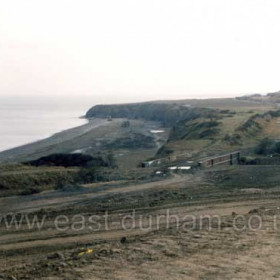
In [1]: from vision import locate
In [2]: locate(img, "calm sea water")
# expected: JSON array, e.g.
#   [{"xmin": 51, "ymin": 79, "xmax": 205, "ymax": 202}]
[{"xmin": 0, "ymin": 96, "xmax": 91, "ymax": 152}]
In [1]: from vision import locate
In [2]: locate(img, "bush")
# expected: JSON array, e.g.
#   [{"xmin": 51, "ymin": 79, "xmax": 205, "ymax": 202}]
[
  {"xmin": 239, "ymin": 156, "xmax": 258, "ymax": 165},
  {"xmin": 74, "ymin": 167, "xmax": 107, "ymax": 184},
  {"xmin": 55, "ymin": 183, "xmax": 84, "ymax": 192},
  {"xmin": 223, "ymin": 133, "xmax": 241, "ymax": 145},
  {"xmin": 25, "ymin": 153, "xmax": 108, "ymax": 168},
  {"xmin": 255, "ymin": 138, "xmax": 280, "ymax": 155},
  {"xmin": 20, "ymin": 187, "xmax": 41, "ymax": 196}
]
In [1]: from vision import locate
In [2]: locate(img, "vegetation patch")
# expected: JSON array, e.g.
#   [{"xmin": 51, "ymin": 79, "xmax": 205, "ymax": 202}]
[
  {"xmin": 170, "ymin": 119, "xmax": 220, "ymax": 140},
  {"xmin": 0, "ymin": 168, "xmax": 77, "ymax": 196},
  {"xmin": 55, "ymin": 182, "xmax": 85, "ymax": 192},
  {"xmin": 24, "ymin": 153, "xmax": 109, "ymax": 168},
  {"xmin": 236, "ymin": 110, "xmax": 280, "ymax": 135},
  {"xmin": 206, "ymin": 165, "xmax": 280, "ymax": 189},
  {"xmin": 223, "ymin": 133, "xmax": 242, "ymax": 145},
  {"xmin": 255, "ymin": 138, "xmax": 280, "ymax": 155},
  {"xmin": 237, "ymin": 116, "xmax": 262, "ymax": 134},
  {"xmin": 106, "ymin": 133, "xmax": 156, "ymax": 149}
]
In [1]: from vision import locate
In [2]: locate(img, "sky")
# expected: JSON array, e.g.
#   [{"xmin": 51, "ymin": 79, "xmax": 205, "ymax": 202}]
[{"xmin": 0, "ymin": 0, "xmax": 280, "ymax": 103}]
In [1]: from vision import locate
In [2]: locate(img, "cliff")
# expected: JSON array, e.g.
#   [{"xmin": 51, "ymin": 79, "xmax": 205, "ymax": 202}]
[{"xmin": 85, "ymin": 102, "xmax": 218, "ymax": 126}]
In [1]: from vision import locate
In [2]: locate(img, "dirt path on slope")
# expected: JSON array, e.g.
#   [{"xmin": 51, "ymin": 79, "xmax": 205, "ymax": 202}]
[{"xmin": 0, "ymin": 174, "xmax": 188, "ymax": 214}]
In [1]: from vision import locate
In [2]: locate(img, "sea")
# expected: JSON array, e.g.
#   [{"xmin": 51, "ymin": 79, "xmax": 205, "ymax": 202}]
[{"xmin": 0, "ymin": 96, "xmax": 93, "ymax": 152}]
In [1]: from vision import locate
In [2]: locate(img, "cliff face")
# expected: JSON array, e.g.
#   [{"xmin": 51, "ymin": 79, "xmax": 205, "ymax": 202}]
[{"xmin": 85, "ymin": 102, "xmax": 217, "ymax": 126}]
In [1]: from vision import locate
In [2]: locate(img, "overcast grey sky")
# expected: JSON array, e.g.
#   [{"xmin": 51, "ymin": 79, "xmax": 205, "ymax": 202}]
[{"xmin": 0, "ymin": 0, "xmax": 280, "ymax": 103}]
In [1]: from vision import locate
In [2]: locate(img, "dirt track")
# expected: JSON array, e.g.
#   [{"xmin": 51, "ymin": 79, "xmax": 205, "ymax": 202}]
[
  {"xmin": 1, "ymin": 172, "xmax": 280, "ymax": 279},
  {"xmin": 0, "ymin": 174, "xmax": 186, "ymax": 214}
]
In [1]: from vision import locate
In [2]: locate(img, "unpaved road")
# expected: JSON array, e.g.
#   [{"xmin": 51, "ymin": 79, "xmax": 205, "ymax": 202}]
[
  {"xmin": 0, "ymin": 198, "xmax": 278, "ymax": 252},
  {"xmin": 2, "ymin": 172, "xmax": 280, "ymax": 279},
  {"xmin": 0, "ymin": 174, "xmax": 187, "ymax": 214},
  {"xmin": 1, "ymin": 194, "xmax": 280, "ymax": 280}
]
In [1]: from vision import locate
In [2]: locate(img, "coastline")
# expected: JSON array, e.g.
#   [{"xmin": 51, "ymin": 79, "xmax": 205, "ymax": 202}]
[
  {"xmin": 0, "ymin": 111, "xmax": 88, "ymax": 153},
  {"xmin": 0, "ymin": 118, "xmax": 108, "ymax": 164}
]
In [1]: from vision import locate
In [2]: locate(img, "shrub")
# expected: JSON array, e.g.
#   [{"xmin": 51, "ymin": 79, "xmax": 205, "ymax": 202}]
[
  {"xmin": 239, "ymin": 156, "xmax": 258, "ymax": 165},
  {"xmin": 19, "ymin": 187, "xmax": 41, "ymax": 196},
  {"xmin": 255, "ymin": 138, "xmax": 280, "ymax": 155},
  {"xmin": 24, "ymin": 153, "xmax": 108, "ymax": 168},
  {"xmin": 55, "ymin": 183, "xmax": 84, "ymax": 192},
  {"xmin": 74, "ymin": 167, "xmax": 107, "ymax": 184},
  {"xmin": 223, "ymin": 134, "xmax": 241, "ymax": 145}
]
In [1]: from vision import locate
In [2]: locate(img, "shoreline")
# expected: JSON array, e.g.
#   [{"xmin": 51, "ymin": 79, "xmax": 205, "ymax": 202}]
[
  {"xmin": 0, "ymin": 114, "xmax": 89, "ymax": 154},
  {"xmin": 0, "ymin": 118, "xmax": 109, "ymax": 164}
]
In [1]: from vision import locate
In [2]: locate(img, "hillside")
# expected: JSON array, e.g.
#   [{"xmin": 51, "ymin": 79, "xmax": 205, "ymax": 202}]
[
  {"xmin": 0, "ymin": 93, "xmax": 279, "ymax": 168},
  {"xmin": 2, "ymin": 94, "xmax": 280, "ymax": 279},
  {"xmin": 85, "ymin": 96, "xmax": 280, "ymax": 161}
]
